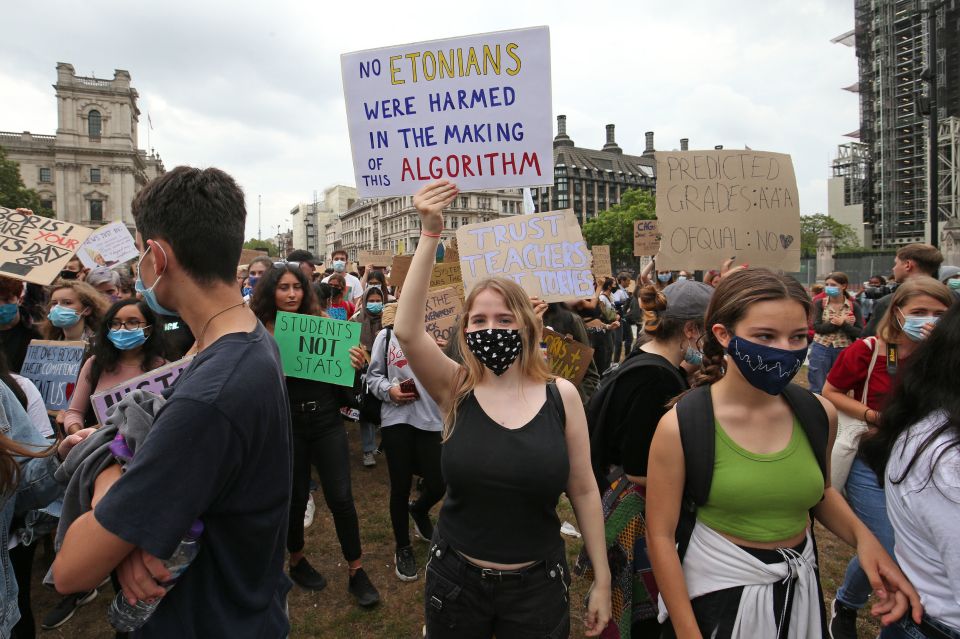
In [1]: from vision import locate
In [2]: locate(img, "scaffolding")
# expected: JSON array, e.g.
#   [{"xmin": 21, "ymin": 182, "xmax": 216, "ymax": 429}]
[
  {"xmin": 832, "ymin": 142, "xmax": 870, "ymax": 206},
  {"xmin": 940, "ymin": 116, "xmax": 960, "ymax": 221}
]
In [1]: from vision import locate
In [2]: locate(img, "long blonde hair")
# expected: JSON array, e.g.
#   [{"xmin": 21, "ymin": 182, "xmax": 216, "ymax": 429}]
[
  {"xmin": 876, "ymin": 278, "xmax": 954, "ymax": 344},
  {"xmin": 444, "ymin": 277, "xmax": 553, "ymax": 440}
]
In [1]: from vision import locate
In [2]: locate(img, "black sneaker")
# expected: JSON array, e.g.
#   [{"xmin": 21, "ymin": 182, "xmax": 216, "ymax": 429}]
[
  {"xmin": 41, "ymin": 589, "xmax": 98, "ymax": 629},
  {"xmin": 348, "ymin": 567, "xmax": 381, "ymax": 608},
  {"xmin": 395, "ymin": 546, "xmax": 419, "ymax": 582},
  {"xmin": 829, "ymin": 599, "xmax": 858, "ymax": 639},
  {"xmin": 409, "ymin": 502, "xmax": 434, "ymax": 541},
  {"xmin": 289, "ymin": 557, "xmax": 328, "ymax": 591}
]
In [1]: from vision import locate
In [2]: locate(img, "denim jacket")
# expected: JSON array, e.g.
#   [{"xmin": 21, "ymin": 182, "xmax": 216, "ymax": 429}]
[{"xmin": 0, "ymin": 384, "xmax": 62, "ymax": 636}]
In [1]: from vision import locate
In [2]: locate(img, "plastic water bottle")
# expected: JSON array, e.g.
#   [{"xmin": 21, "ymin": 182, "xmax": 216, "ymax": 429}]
[{"xmin": 107, "ymin": 520, "xmax": 204, "ymax": 632}]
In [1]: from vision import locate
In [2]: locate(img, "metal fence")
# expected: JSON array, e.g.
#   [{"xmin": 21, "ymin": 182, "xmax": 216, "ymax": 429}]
[{"xmin": 791, "ymin": 252, "xmax": 897, "ymax": 287}]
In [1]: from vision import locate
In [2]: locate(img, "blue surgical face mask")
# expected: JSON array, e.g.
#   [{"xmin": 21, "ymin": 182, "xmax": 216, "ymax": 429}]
[
  {"xmin": 247, "ymin": 276, "xmax": 260, "ymax": 289},
  {"xmin": 366, "ymin": 302, "xmax": 383, "ymax": 314},
  {"xmin": 107, "ymin": 328, "xmax": 147, "ymax": 350},
  {"xmin": 726, "ymin": 334, "xmax": 808, "ymax": 396},
  {"xmin": 824, "ymin": 285, "xmax": 841, "ymax": 297},
  {"xmin": 135, "ymin": 243, "xmax": 178, "ymax": 317},
  {"xmin": 49, "ymin": 305, "xmax": 82, "ymax": 328},
  {"xmin": 898, "ymin": 312, "xmax": 939, "ymax": 342},
  {"xmin": 684, "ymin": 346, "xmax": 703, "ymax": 366},
  {"xmin": 0, "ymin": 303, "xmax": 18, "ymax": 325},
  {"xmin": 241, "ymin": 286, "xmax": 253, "ymax": 297},
  {"xmin": 332, "ymin": 260, "xmax": 346, "ymax": 272},
  {"xmin": 948, "ymin": 279, "xmax": 960, "ymax": 291},
  {"xmin": 677, "ymin": 275, "xmax": 688, "ymax": 282},
  {"xmin": 657, "ymin": 273, "xmax": 672, "ymax": 283}
]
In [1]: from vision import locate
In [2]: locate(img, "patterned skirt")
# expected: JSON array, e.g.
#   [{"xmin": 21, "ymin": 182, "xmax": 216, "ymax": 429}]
[{"xmin": 575, "ymin": 478, "xmax": 659, "ymax": 639}]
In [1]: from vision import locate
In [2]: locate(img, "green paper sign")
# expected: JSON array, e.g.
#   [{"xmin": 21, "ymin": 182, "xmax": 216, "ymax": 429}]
[{"xmin": 274, "ymin": 311, "xmax": 360, "ymax": 386}]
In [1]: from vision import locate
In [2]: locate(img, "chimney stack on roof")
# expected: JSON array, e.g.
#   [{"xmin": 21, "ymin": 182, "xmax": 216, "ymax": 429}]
[
  {"xmin": 680, "ymin": 138, "xmax": 689, "ymax": 151},
  {"xmin": 643, "ymin": 131, "xmax": 655, "ymax": 157},
  {"xmin": 714, "ymin": 145, "xmax": 724, "ymax": 150},
  {"xmin": 553, "ymin": 114, "xmax": 574, "ymax": 148},
  {"xmin": 602, "ymin": 124, "xmax": 623, "ymax": 154}
]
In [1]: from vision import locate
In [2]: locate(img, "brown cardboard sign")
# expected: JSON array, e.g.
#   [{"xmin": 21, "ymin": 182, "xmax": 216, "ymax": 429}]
[
  {"xmin": 653, "ymin": 150, "xmax": 801, "ymax": 271},
  {"xmin": 358, "ymin": 249, "xmax": 393, "ymax": 266},
  {"xmin": 591, "ymin": 245, "xmax": 612, "ymax": 279},
  {"xmin": 424, "ymin": 286, "xmax": 464, "ymax": 342},
  {"xmin": 455, "ymin": 210, "xmax": 593, "ymax": 302},
  {"xmin": 633, "ymin": 220, "xmax": 660, "ymax": 256},
  {"xmin": 239, "ymin": 248, "xmax": 269, "ymax": 266},
  {"xmin": 0, "ymin": 207, "xmax": 94, "ymax": 285},
  {"xmin": 388, "ymin": 255, "xmax": 413, "ymax": 287},
  {"xmin": 542, "ymin": 328, "xmax": 593, "ymax": 384}
]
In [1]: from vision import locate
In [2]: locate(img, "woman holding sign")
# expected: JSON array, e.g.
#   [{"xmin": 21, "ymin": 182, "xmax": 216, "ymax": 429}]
[
  {"xmin": 394, "ymin": 179, "xmax": 611, "ymax": 639},
  {"xmin": 250, "ymin": 263, "xmax": 382, "ymax": 609}
]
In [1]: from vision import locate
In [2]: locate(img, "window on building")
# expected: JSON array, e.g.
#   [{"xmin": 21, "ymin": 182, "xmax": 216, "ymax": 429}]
[
  {"xmin": 90, "ymin": 168, "xmax": 101, "ymax": 183},
  {"xmin": 478, "ymin": 196, "xmax": 491, "ymax": 210},
  {"xmin": 39, "ymin": 167, "xmax": 52, "ymax": 183},
  {"xmin": 458, "ymin": 196, "xmax": 469, "ymax": 209},
  {"xmin": 89, "ymin": 199, "xmax": 103, "ymax": 222},
  {"xmin": 461, "ymin": 217, "xmax": 469, "ymax": 227},
  {"xmin": 40, "ymin": 199, "xmax": 53, "ymax": 212},
  {"xmin": 88, "ymin": 110, "xmax": 102, "ymax": 140}
]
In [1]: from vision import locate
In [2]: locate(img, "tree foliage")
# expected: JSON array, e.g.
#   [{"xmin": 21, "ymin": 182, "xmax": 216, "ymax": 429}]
[
  {"xmin": 800, "ymin": 214, "xmax": 860, "ymax": 256},
  {"xmin": 581, "ymin": 189, "xmax": 656, "ymax": 268},
  {"xmin": 243, "ymin": 238, "xmax": 278, "ymax": 257},
  {"xmin": 0, "ymin": 146, "xmax": 53, "ymax": 217}
]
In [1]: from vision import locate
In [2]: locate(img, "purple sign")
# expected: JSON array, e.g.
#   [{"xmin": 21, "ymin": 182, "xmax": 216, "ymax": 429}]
[{"xmin": 90, "ymin": 356, "xmax": 194, "ymax": 425}]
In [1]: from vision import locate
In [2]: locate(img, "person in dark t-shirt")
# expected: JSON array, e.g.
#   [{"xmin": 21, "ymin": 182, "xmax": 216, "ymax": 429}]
[
  {"xmin": 0, "ymin": 276, "xmax": 41, "ymax": 373},
  {"xmin": 54, "ymin": 167, "xmax": 292, "ymax": 638}
]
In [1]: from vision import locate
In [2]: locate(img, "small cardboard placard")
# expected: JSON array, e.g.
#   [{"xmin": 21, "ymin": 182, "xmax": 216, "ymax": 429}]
[
  {"xmin": 91, "ymin": 356, "xmax": 195, "ymax": 425},
  {"xmin": 633, "ymin": 220, "xmax": 660, "ymax": 256},
  {"xmin": 389, "ymin": 255, "xmax": 413, "ymax": 287},
  {"xmin": 20, "ymin": 340, "xmax": 85, "ymax": 411},
  {"xmin": 77, "ymin": 222, "xmax": 139, "ymax": 269},
  {"xmin": 239, "ymin": 248, "xmax": 269, "ymax": 267},
  {"xmin": 341, "ymin": 26, "xmax": 554, "ymax": 197},
  {"xmin": 591, "ymin": 245, "xmax": 612, "ymax": 279},
  {"xmin": 274, "ymin": 311, "xmax": 361, "ymax": 387},
  {"xmin": 653, "ymin": 150, "xmax": 801, "ymax": 271},
  {"xmin": 424, "ymin": 286, "xmax": 463, "ymax": 342},
  {"xmin": 542, "ymin": 328, "xmax": 593, "ymax": 385},
  {"xmin": 358, "ymin": 249, "xmax": 393, "ymax": 266},
  {"xmin": 456, "ymin": 210, "xmax": 593, "ymax": 302},
  {"xmin": 0, "ymin": 207, "xmax": 94, "ymax": 285}
]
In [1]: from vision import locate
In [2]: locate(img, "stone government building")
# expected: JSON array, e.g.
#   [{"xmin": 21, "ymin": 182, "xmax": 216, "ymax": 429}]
[{"xmin": 0, "ymin": 62, "xmax": 164, "ymax": 227}]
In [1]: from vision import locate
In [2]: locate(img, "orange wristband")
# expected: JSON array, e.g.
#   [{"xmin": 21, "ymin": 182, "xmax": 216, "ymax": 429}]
[{"xmin": 421, "ymin": 230, "xmax": 442, "ymax": 238}]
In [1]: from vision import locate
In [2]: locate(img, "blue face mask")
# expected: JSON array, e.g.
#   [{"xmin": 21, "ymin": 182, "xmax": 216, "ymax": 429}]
[
  {"xmin": 332, "ymin": 260, "xmax": 346, "ymax": 272},
  {"xmin": 677, "ymin": 275, "xmax": 688, "ymax": 282},
  {"xmin": 366, "ymin": 302, "xmax": 383, "ymax": 314},
  {"xmin": 684, "ymin": 346, "xmax": 703, "ymax": 366},
  {"xmin": 135, "ymin": 243, "xmax": 178, "ymax": 317},
  {"xmin": 108, "ymin": 328, "xmax": 147, "ymax": 350},
  {"xmin": 824, "ymin": 285, "xmax": 841, "ymax": 297},
  {"xmin": 241, "ymin": 286, "xmax": 253, "ymax": 297},
  {"xmin": 247, "ymin": 276, "xmax": 260, "ymax": 289},
  {"xmin": 899, "ymin": 313, "xmax": 938, "ymax": 342},
  {"xmin": 49, "ymin": 305, "xmax": 82, "ymax": 328},
  {"xmin": 0, "ymin": 303, "xmax": 18, "ymax": 325},
  {"xmin": 726, "ymin": 334, "xmax": 808, "ymax": 396},
  {"xmin": 657, "ymin": 273, "xmax": 672, "ymax": 283}
]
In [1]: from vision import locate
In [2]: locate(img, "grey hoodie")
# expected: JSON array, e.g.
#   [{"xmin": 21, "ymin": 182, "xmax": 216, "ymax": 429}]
[{"xmin": 366, "ymin": 328, "xmax": 443, "ymax": 432}]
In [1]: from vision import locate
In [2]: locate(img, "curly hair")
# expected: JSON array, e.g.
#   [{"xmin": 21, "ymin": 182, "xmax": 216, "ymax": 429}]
[
  {"xmin": 692, "ymin": 268, "xmax": 811, "ymax": 388},
  {"xmin": 40, "ymin": 279, "xmax": 110, "ymax": 340}
]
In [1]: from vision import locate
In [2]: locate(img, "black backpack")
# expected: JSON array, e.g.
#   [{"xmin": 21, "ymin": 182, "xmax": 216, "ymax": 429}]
[
  {"xmin": 586, "ymin": 351, "xmax": 686, "ymax": 490},
  {"xmin": 673, "ymin": 383, "xmax": 829, "ymax": 560}
]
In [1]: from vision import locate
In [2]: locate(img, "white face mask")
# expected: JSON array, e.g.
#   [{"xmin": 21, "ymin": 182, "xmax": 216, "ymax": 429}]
[{"xmin": 332, "ymin": 260, "xmax": 346, "ymax": 272}]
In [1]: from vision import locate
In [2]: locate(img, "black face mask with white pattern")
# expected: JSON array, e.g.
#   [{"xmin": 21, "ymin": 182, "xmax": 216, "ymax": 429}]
[{"xmin": 465, "ymin": 328, "xmax": 523, "ymax": 376}]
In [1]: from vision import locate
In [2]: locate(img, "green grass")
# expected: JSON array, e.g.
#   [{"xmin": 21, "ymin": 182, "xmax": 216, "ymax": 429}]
[{"xmin": 29, "ymin": 370, "xmax": 883, "ymax": 637}]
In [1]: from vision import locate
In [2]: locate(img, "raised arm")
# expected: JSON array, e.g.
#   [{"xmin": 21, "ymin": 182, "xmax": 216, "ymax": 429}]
[
  {"xmin": 393, "ymin": 180, "xmax": 461, "ymax": 409},
  {"xmin": 640, "ymin": 259, "xmax": 655, "ymax": 285}
]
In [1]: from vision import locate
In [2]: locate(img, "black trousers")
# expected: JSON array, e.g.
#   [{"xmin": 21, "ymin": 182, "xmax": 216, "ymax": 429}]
[
  {"xmin": 286, "ymin": 412, "xmax": 362, "ymax": 562},
  {"xmin": 424, "ymin": 533, "xmax": 571, "ymax": 639},
  {"xmin": 379, "ymin": 424, "xmax": 445, "ymax": 549},
  {"xmin": 9, "ymin": 541, "xmax": 36, "ymax": 639},
  {"xmin": 588, "ymin": 330, "xmax": 612, "ymax": 374}
]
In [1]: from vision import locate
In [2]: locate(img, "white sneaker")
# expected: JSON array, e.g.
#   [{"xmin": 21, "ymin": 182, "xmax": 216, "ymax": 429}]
[{"xmin": 303, "ymin": 493, "xmax": 316, "ymax": 528}]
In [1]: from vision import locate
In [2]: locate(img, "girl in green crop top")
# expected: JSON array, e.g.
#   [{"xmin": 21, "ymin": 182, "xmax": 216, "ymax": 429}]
[{"xmin": 645, "ymin": 268, "xmax": 922, "ymax": 639}]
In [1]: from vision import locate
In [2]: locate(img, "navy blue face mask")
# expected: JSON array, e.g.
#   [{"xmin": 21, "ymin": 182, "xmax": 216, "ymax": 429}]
[{"xmin": 725, "ymin": 335, "xmax": 808, "ymax": 396}]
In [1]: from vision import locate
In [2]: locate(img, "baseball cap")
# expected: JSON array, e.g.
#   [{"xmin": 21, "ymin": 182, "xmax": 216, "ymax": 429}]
[
  {"xmin": 662, "ymin": 280, "xmax": 713, "ymax": 320},
  {"xmin": 938, "ymin": 265, "xmax": 959, "ymax": 283}
]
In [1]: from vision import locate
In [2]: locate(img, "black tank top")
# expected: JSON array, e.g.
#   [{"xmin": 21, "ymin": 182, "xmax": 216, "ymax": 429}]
[{"xmin": 438, "ymin": 382, "xmax": 569, "ymax": 563}]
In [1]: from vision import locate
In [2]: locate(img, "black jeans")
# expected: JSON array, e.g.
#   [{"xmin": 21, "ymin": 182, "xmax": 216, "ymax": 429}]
[
  {"xmin": 588, "ymin": 330, "xmax": 611, "ymax": 374},
  {"xmin": 379, "ymin": 424, "xmax": 445, "ymax": 549},
  {"xmin": 9, "ymin": 541, "xmax": 36, "ymax": 639},
  {"xmin": 286, "ymin": 412, "xmax": 362, "ymax": 562},
  {"xmin": 424, "ymin": 533, "xmax": 571, "ymax": 639}
]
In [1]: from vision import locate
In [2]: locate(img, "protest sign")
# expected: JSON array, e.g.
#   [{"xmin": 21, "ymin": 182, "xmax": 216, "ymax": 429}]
[
  {"xmin": 456, "ymin": 210, "xmax": 593, "ymax": 302},
  {"xmin": 77, "ymin": 222, "xmax": 138, "ymax": 269},
  {"xmin": 341, "ymin": 27, "xmax": 554, "ymax": 197},
  {"xmin": 0, "ymin": 206, "xmax": 94, "ymax": 285},
  {"xmin": 358, "ymin": 249, "xmax": 393, "ymax": 266},
  {"xmin": 443, "ymin": 238, "xmax": 460, "ymax": 263},
  {"xmin": 633, "ymin": 220, "xmax": 660, "ymax": 256},
  {"xmin": 239, "ymin": 248, "xmax": 269, "ymax": 266},
  {"xmin": 430, "ymin": 261, "xmax": 463, "ymax": 289},
  {"xmin": 542, "ymin": 328, "xmax": 593, "ymax": 385},
  {"xmin": 591, "ymin": 245, "xmax": 612, "ymax": 279},
  {"xmin": 20, "ymin": 340, "xmax": 84, "ymax": 411},
  {"xmin": 424, "ymin": 286, "xmax": 463, "ymax": 342},
  {"xmin": 91, "ymin": 356, "xmax": 195, "ymax": 425},
  {"xmin": 389, "ymin": 255, "xmax": 413, "ymax": 287},
  {"xmin": 273, "ymin": 311, "xmax": 361, "ymax": 387},
  {"xmin": 653, "ymin": 150, "xmax": 801, "ymax": 271}
]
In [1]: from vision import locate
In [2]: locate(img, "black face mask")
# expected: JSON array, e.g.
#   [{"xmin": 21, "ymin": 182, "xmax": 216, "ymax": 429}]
[
  {"xmin": 59, "ymin": 269, "xmax": 78, "ymax": 280},
  {"xmin": 465, "ymin": 328, "xmax": 523, "ymax": 376}
]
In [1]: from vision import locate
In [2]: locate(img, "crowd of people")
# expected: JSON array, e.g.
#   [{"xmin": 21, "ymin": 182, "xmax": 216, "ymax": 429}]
[{"xmin": 0, "ymin": 170, "xmax": 957, "ymax": 639}]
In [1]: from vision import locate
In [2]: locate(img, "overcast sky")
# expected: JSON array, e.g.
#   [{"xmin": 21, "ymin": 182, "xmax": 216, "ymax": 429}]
[{"xmin": 0, "ymin": 0, "xmax": 859, "ymax": 242}]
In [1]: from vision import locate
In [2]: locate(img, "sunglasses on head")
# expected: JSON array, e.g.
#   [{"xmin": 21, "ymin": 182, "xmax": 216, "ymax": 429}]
[{"xmin": 273, "ymin": 261, "xmax": 301, "ymax": 269}]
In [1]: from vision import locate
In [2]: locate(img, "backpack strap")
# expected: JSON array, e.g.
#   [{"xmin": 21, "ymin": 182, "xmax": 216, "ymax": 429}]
[
  {"xmin": 675, "ymin": 385, "xmax": 715, "ymax": 561},
  {"xmin": 546, "ymin": 380, "xmax": 566, "ymax": 431},
  {"xmin": 780, "ymin": 383, "xmax": 829, "ymax": 485}
]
